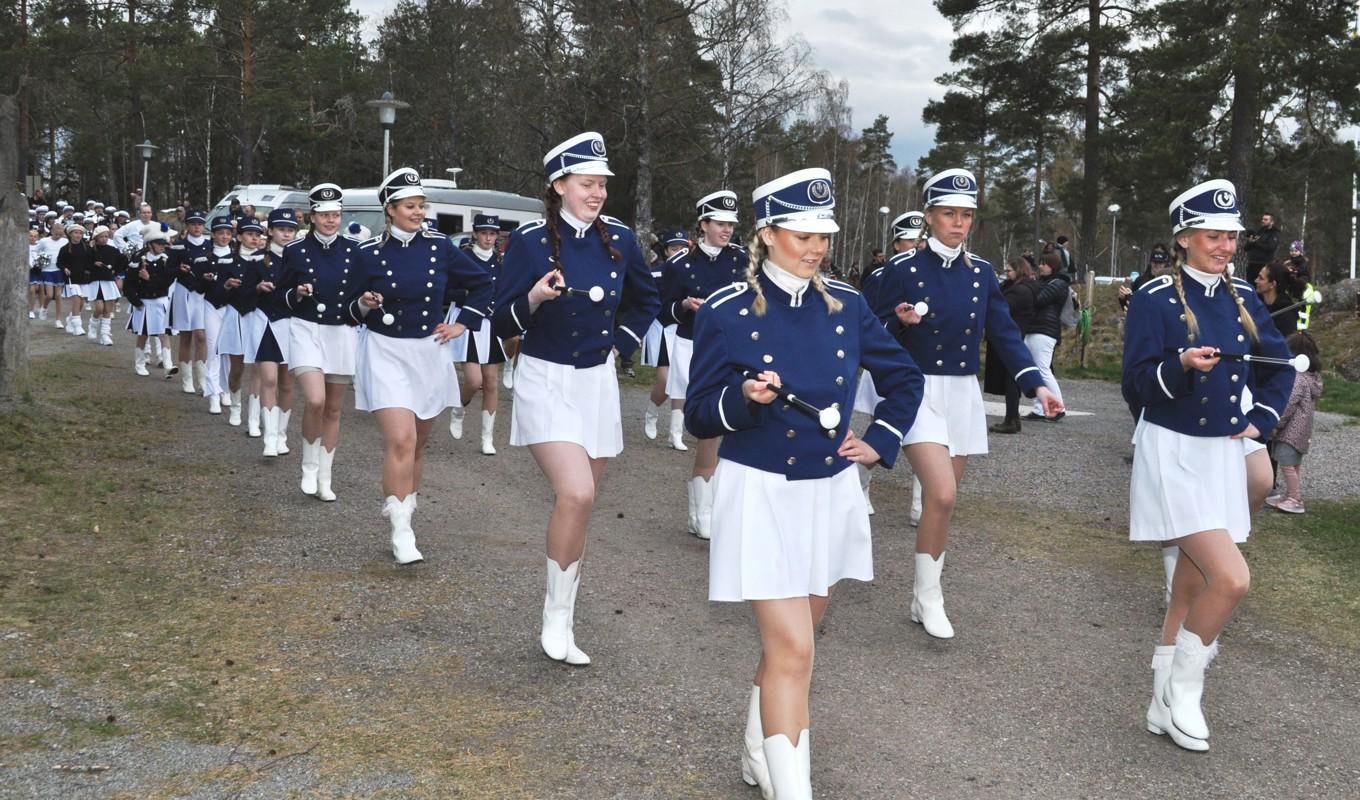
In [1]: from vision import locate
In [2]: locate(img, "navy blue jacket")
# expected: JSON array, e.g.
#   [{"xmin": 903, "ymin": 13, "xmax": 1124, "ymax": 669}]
[
  {"xmin": 346, "ymin": 230, "xmax": 492, "ymax": 338},
  {"xmin": 201, "ymin": 246, "xmax": 237, "ymax": 310},
  {"xmin": 493, "ymin": 215, "xmax": 659, "ymax": 367},
  {"xmin": 169, "ymin": 235, "xmax": 212, "ymax": 293},
  {"xmin": 685, "ymin": 271, "xmax": 923, "ymax": 480},
  {"xmin": 448, "ymin": 245, "xmax": 501, "ymax": 308},
  {"xmin": 123, "ymin": 253, "xmax": 174, "ymax": 304},
  {"xmin": 279, "ymin": 233, "xmax": 361, "ymax": 326},
  {"xmin": 658, "ymin": 242, "xmax": 748, "ymax": 339},
  {"xmin": 869, "ymin": 241, "xmax": 1043, "ymax": 395},
  {"xmin": 1122, "ymin": 270, "xmax": 1293, "ymax": 438},
  {"xmin": 221, "ymin": 249, "xmax": 262, "ymax": 315}
]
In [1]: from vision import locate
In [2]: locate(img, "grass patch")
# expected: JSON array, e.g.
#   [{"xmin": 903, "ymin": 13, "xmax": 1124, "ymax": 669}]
[{"xmin": 1317, "ymin": 370, "xmax": 1360, "ymax": 419}]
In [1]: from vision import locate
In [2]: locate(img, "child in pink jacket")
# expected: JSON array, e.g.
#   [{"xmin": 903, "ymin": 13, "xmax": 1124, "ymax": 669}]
[{"xmin": 1267, "ymin": 332, "xmax": 1324, "ymax": 514}]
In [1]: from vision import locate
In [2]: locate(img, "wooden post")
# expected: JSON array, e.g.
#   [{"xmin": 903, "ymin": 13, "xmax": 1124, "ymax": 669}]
[
  {"xmin": 0, "ymin": 92, "xmax": 31, "ymax": 402},
  {"xmin": 1080, "ymin": 270, "xmax": 1095, "ymax": 368}
]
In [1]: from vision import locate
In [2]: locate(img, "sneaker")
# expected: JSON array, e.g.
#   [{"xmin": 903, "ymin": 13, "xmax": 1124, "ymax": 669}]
[
  {"xmin": 1264, "ymin": 494, "xmax": 1284, "ymax": 508},
  {"xmin": 1275, "ymin": 498, "xmax": 1305, "ymax": 514},
  {"xmin": 28, "ymin": 311, "xmax": 35, "ymax": 319}
]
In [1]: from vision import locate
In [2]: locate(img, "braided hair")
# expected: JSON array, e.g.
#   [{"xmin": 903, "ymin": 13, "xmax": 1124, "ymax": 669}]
[
  {"xmin": 745, "ymin": 229, "xmax": 844, "ymax": 317},
  {"xmin": 543, "ymin": 183, "xmax": 622, "ymax": 276},
  {"xmin": 1170, "ymin": 240, "xmax": 1259, "ymax": 344}
]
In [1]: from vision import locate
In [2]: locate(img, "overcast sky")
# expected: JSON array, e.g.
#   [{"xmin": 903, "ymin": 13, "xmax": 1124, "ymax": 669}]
[{"xmin": 350, "ymin": 0, "xmax": 953, "ymax": 168}]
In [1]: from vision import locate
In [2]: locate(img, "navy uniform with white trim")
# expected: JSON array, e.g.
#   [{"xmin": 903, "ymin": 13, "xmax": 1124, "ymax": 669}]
[
  {"xmin": 281, "ymin": 184, "xmax": 361, "ymax": 374},
  {"xmin": 1124, "ymin": 178, "xmax": 1293, "ymax": 755},
  {"xmin": 685, "ymin": 169, "xmax": 922, "ymax": 797},
  {"xmin": 448, "ymin": 214, "xmax": 507, "ymax": 365},
  {"xmin": 856, "ymin": 209, "xmax": 925, "ymax": 415},
  {"xmin": 346, "ymin": 168, "xmax": 494, "ymax": 421},
  {"xmin": 199, "ymin": 216, "xmax": 237, "ymax": 415},
  {"xmin": 641, "ymin": 228, "xmax": 688, "ymax": 371},
  {"xmin": 168, "ymin": 209, "xmax": 212, "ymax": 338}
]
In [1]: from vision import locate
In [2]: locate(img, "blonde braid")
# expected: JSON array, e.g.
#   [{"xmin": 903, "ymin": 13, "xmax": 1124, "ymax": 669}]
[
  {"xmin": 1221, "ymin": 274, "xmax": 1260, "ymax": 343},
  {"xmin": 745, "ymin": 233, "xmax": 768, "ymax": 316},
  {"xmin": 1171, "ymin": 248, "xmax": 1198, "ymax": 342},
  {"xmin": 810, "ymin": 271, "xmax": 844, "ymax": 314}
]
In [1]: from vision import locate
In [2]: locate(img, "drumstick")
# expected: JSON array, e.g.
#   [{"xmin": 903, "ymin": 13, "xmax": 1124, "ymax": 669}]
[
  {"xmin": 555, "ymin": 283, "xmax": 605, "ymax": 302},
  {"xmin": 741, "ymin": 369, "xmax": 842, "ymax": 430}
]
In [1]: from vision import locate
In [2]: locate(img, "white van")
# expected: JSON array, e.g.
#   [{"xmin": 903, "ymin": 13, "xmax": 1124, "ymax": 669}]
[
  {"xmin": 208, "ymin": 184, "xmax": 310, "ymax": 222},
  {"xmin": 339, "ymin": 180, "xmax": 544, "ymax": 244}
]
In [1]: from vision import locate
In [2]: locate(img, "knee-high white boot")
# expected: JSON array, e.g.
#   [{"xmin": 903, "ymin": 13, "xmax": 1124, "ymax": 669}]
[
  {"xmin": 99, "ymin": 317, "xmax": 113, "ymax": 346},
  {"xmin": 180, "ymin": 361, "xmax": 195, "ymax": 393},
  {"xmin": 1161, "ymin": 546, "xmax": 1179, "ymax": 607},
  {"xmin": 857, "ymin": 462, "xmax": 874, "ymax": 516},
  {"xmin": 668, "ymin": 408, "xmax": 688, "ymax": 451},
  {"xmin": 133, "ymin": 349, "xmax": 150, "ymax": 376},
  {"xmin": 299, "ymin": 438, "xmax": 320, "ymax": 495},
  {"xmin": 694, "ymin": 476, "xmax": 713, "ymax": 540},
  {"xmin": 1162, "ymin": 627, "xmax": 1217, "ymax": 750},
  {"xmin": 316, "ymin": 445, "xmax": 337, "ymax": 502},
  {"xmin": 742, "ymin": 686, "xmax": 774, "ymax": 799},
  {"xmin": 194, "ymin": 360, "xmax": 207, "ymax": 396},
  {"xmin": 276, "ymin": 409, "xmax": 291, "ymax": 455},
  {"xmin": 228, "ymin": 389, "xmax": 242, "ymax": 427},
  {"xmin": 909, "ymin": 475, "xmax": 923, "ymax": 527},
  {"xmin": 160, "ymin": 348, "xmax": 177, "ymax": 375},
  {"xmin": 541, "ymin": 558, "xmax": 590, "ymax": 666},
  {"xmin": 480, "ymin": 410, "xmax": 496, "ymax": 455},
  {"xmin": 261, "ymin": 407, "xmax": 279, "ymax": 457},
  {"xmin": 911, "ymin": 552, "xmax": 955, "ymax": 639},
  {"xmin": 247, "ymin": 394, "xmax": 261, "ymax": 437},
  {"xmin": 686, "ymin": 477, "xmax": 702, "ymax": 537},
  {"xmin": 449, "ymin": 402, "xmax": 466, "ymax": 439},
  {"xmin": 502, "ymin": 356, "xmax": 515, "ymax": 389},
  {"xmin": 208, "ymin": 392, "xmax": 222, "ymax": 415},
  {"xmin": 643, "ymin": 400, "xmax": 665, "ymax": 440},
  {"xmin": 762, "ymin": 731, "xmax": 811, "ymax": 800},
  {"xmin": 384, "ymin": 495, "xmax": 422, "ymax": 564},
  {"xmin": 1144, "ymin": 644, "xmax": 1201, "ymax": 745}
]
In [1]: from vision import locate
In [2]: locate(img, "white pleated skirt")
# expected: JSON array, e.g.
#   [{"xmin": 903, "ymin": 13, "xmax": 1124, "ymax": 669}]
[
  {"xmin": 170, "ymin": 282, "xmax": 207, "ymax": 330},
  {"xmin": 129, "ymin": 296, "xmax": 170, "ymax": 336},
  {"xmin": 289, "ymin": 318, "xmax": 357, "ymax": 376},
  {"xmin": 354, "ymin": 329, "xmax": 453, "ymax": 419},
  {"xmin": 216, "ymin": 306, "xmax": 246, "ymax": 356},
  {"xmin": 510, "ymin": 353, "xmax": 622, "ymax": 459},
  {"xmin": 63, "ymin": 283, "xmax": 85, "ymax": 299},
  {"xmin": 665, "ymin": 334, "xmax": 694, "ymax": 400},
  {"xmin": 854, "ymin": 370, "xmax": 882, "ymax": 415},
  {"xmin": 241, "ymin": 309, "xmax": 290, "ymax": 364},
  {"xmin": 1130, "ymin": 418, "xmax": 1251, "ymax": 543},
  {"xmin": 901, "ymin": 374, "xmax": 988, "ymax": 456},
  {"xmin": 640, "ymin": 320, "xmax": 665, "ymax": 367},
  {"xmin": 443, "ymin": 309, "xmax": 504, "ymax": 365},
  {"xmin": 709, "ymin": 460, "xmax": 873, "ymax": 602},
  {"xmin": 202, "ymin": 306, "xmax": 228, "ymax": 396}
]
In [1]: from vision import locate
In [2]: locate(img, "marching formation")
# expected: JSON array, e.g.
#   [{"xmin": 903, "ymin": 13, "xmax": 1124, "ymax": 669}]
[{"xmin": 27, "ymin": 131, "xmax": 1299, "ymax": 796}]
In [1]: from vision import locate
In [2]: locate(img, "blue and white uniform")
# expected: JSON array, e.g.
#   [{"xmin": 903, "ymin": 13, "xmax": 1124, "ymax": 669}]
[
  {"xmin": 282, "ymin": 228, "xmax": 361, "ymax": 379},
  {"xmin": 200, "ymin": 218, "xmax": 237, "ymax": 399},
  {"xmin": 659, "ymin": 237, "xmax": 747, "ymax": 401},
  {"xmin": 448, "ymin": 215, "xmax": 508, "ymax": 365},
  {"xmin": 168, "ymin": 210, "xmax": 211, "ymax": 331}
]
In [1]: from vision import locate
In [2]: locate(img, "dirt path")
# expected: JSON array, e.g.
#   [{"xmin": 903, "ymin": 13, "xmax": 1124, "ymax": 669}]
[{"xmin": 3, "ymin": 322, "xmax": 1358, "ymax": 799}]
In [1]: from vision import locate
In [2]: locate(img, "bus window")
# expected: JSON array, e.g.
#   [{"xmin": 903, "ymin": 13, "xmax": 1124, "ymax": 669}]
[{"xmin": 435, "ymin": 214, "xmax": 464, "ymax": 235}]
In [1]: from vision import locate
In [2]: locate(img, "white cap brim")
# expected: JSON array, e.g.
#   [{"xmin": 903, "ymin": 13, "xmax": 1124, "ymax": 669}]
[
  {"xmin": 773, "ymin": 217, "xmax": 839, "ymax": 234},
  {"xmin": 1173, "ymin": 215, "xmax": 1245, "ymax": 234},
  {"xmin": 548, "ymin": 161, "xmax": 614, "ymax": 183},
  {"xmin": 926, "ymin": 194, "xmax": 977, "ymax": 209},
  {"xmin": 311, "ymin": 202, "xmax": 343, "ymax": 213},
  {"xmin": 895, "ymin": 229, "xmax": 924, "ymax": 240},
  {"xmin": 699, "ymin": 211, "xmax": 739, "ymax": 223},
  {"xmin": 384, "ymin": 186, "xmax": 425, "ymax": 203}
]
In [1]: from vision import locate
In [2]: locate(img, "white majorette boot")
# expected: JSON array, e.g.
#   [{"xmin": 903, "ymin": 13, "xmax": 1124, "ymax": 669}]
[
  {"xmin": 742, "ymin": 686, "xmax": 774, "ymax": 799},
  {"xmin": 384, "ymin": 495, "xmax": 422, "ymax": 564},
  {"xmin": 247, "ymin": 394, "xmax": 262, "ymax": 437},
  {"xmin": 909, "ymin": 475, "xmax": 923, "ymax": 527},
  {"xmin": 1161, "ymin": 627, "xmax": 1217, "ymax": 751},
  {"xmin": 911, "ymin": 552, "xmax": 955, "ymax": 639},
  {"xmin": 1162, "ymin": 546, "xmax": 1179, "ymax": 607},
  {"xmin": 261, "ymin": 407, "xmax": 280, "ymax": 457},
  {"xmin": 762, "ymin": 731, "xmax": 812, "ymax": 800},
  {"xmin": 480, "ymin": 410, "xmax": 496, "ymax": 455},
  {"xmin": 857, "ymin": 462, "xmax": 875, "ymax": 516},
  {"xmin": 194, "ymin": 360, "xmax": 207, "ymax": 396},
  {"xmin": 86, "ymin": 316, "xmax": 97, "ymax": 340},
  {"xmin": 686, "ymin": 477, "xmax": 702, "ymax": 537},
  {"xmin": 448, "ymin": 403, "xmax": 466, "ymax": 439},
  {"xmin": 541, "ymin": 558, "xmax": 590, "ymax": 666},
  {"xmin": 316, "ymin": 445, "xmax": 337, "ymax": 502},
  {"xmin": 668, "ymin": 408, "xmax": 688, "ymax": 451},
  {"xmin": 1143, "ymin": 644, "xmax": 1206, "ymax": 747},
  {"xmin": 277, "ymin": 409, "xmax": 291, "ymax": 455},
  {"xmin": 694, "ymin": 476, "xmax": 713, "ymax": 540},
  {"xmin": 160, "ymin": 348, "xmax": 177, "ymax": 376},
  {"xmin": 299, "ymin": 438, "xmax": 321, "ymax": 495},
  {"xmin": 502, "ymin": 356, "xmax": 515, "ymax": 389},
  {"xmin": 180, "ymin": 361, "xmax": 195, "ymax": 393},
  {"xmin": 643, "ymin": 400, "xmax": 665, "ymax": 440},
  {"xmin": 208, "ymin": 393, "xmax": 222, "ymax": 414},
  {"xmin": 228, "ymin": 390, "xmax": 242, "ymax": 427},
  {"xmin": 133, "ymin": 349, "xmax": 150, "ymax": 376},
  {"xmin": 99, "ymin": 317, "xmax": 113, "ymax": 346}
]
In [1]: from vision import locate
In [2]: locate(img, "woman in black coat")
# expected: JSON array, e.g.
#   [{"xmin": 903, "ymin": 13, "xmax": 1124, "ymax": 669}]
[
  {"xmin": 1021, "ymin": 253, "xmax": 1070, "ymax": 421},
  {"xmin": 984, "ymin": 257, "xmax": 1038, "ymax": 433}
]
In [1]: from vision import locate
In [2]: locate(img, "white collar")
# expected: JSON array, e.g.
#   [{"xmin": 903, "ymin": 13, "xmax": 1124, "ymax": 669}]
[
  {"xmin": 187, "ymin": 234, "xmax": 207, "ymax": 246},
  {"xmin": 472, "ymin": 244, "xmax": 495, "ymax": 261},
  {"xmin": 390, "ymin": 226, "xmax": 419, "ymax": 244},
  {"xmin": 212, "ymin": 245, "xmax": 232, "ymax": 256},
  {"xmin": 698, "ymin": 241, "xmax": 722, "ymax": 258},
  {"xmin": 762, "ymin": 260, "xmax": 810, "ymax": 307},
  {"xmin": 238, "ymin": 246, "xmax": 259, "ymax": 258},
  {"xmin": 314, "ymin": 231, "xmax": 338, "ymax": 247},
  {"xmin": 1182, "ymin": 265, "xmax": 1224, "ymax": 297},
  {"xmin": 559, "ymin": 208, "xmax": 593, "ymax": 238},
  {"xmin": 144, "ymin": 251, "xmax": 166, "ymax": 262},
  {"xmin": 927, "ymin": 236, "xmax": 963, "ymax": 266},
  {"xmin": 269, "ymin": 242, "xmax": 285, "ymax": 257}
]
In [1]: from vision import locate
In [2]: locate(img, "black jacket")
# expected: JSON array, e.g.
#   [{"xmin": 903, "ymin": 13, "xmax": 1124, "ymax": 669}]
[
  {"xmin": 1022, "ymin": 272, "xmax": 1070, "ymax": 340},
  {"xmin": 1244, "ymin": 225, "xmax": 1279, "ymax": 266},
  {"xmin": 89, "ymin": 243, "xmax": 127, "ymax": 282},
  {"xmin": 57, "ymin": 240, "xmax": 96, "ymax": 284}
]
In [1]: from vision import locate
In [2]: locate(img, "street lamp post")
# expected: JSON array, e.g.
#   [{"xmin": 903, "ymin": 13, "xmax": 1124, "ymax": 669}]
[
  {"xmin": 366, "ymin": 92, "xmax": 411, "ymax": 178},
  {"xmin": 1108, "ymin": 203, "xmax": 1121, "ymax": 277},
  {"xmin": 879, "ymin": 206, "xmax": 890, "ymax": 250},
  {"xmin": 133, "ymin": 139, "xmax": 159, "ymax": 208}
]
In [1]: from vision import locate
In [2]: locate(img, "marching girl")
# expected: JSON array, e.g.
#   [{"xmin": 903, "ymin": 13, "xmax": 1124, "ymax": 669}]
[
  {"xmin": 658, "ymin": 191, "xmax": 747, "ymax": 538},
  {"xmin": 34, "ymin": 223, "xmax": 66, "ymax": 325},
  {"xmin": 492, "ymin": 132, "xmax": 659, "ymax": 665},
  {"xmin": 243, "ymin": 209, "xmax": 300, "ymax": 457},
  {"xmin": 216, "ymin": 217, "xmax": 267, "ymax": 432},
  {"xmin": 280, "ymin": 184, "xmax": 360, "ymax": 501},
  {"xmin": 123, "ymin": 227, "xmax": 178, "ymax": 376},
  {"xmin": 57, "ymin": 224, "xmax": 93, "ymax": 336},
  {"xmin": 1124, "ymin": 179, "xmax": 1292, "ymax": 753},
  {"xmin": 168, "ymin": 209, "xmax": 213, "ymax": 396},
  {"xmin": 686, "ymin": 168, "xmax": 922, "ymax": 799},
  {"xmin": 87, "ymin": 226, "xmax": 126, "ymax": 346},
  {"xmin": 640, "ymin": 229, "xmax": 689, "ymax": 441},
  {"xmin": 346, "ymin": 168, "xmax": 494, "ymax": 564},
  {"xmin": 28, "ymin": 228, "xmax": 43, "ymax": 319},
  {"xmin": 194, "ymin": 218, "xmax": 234, "ymax": 416},
  {"xmin": 447, "ymin": 214, "xmax": 508, "ymax": 456},
  {"xmin": 868, "ymin": 169, "xmax": 1062, "ymax": 640}
]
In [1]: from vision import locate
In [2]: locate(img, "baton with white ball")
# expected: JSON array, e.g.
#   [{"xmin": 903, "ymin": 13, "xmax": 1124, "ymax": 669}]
[
  {"xmin": 1177, "ymin": 347, "xmax": 1310, "ymax": 372},
  {"xmin": 741, "ymin": 369, "xmax": 842, "ymax": 430},
  {"xmin": 1268, "ymin": 288, "xmax": 1323, "ymax": 319},
  {"xmin": 554, "ymin": 282, "xmax": 605, "ymax": 302}
]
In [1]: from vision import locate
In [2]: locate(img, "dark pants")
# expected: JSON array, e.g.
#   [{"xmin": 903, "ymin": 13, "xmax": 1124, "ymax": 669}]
[{"xmin": 1004, "ymin": 379, "xmax": 1020, "ymax": 421}]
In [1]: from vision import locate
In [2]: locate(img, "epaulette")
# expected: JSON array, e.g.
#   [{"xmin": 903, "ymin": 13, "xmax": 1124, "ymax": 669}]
[
  {"xmin": 825, "ymin": 279, "xmax": 860, "ymax": 296},
  {"xmin": 888, "ymin": 248, "xmax": 917, "ymax": 265},
  {"xmin": 1140, "ymin": 275, "xmax": 1174, "ymax": 294},
  {"xmin": 358, "ymin": 236, "xmax": 383, "ymax": 250},
  {"xmin": 420, "ymin": 229, "xmax": 447, "ymax": 239},
  {"xmin": 601, "ymin": 215, "xmax": 632, "ymax": 231},
  {"xmin": 514, "ymin": 218, "xmax": 546, "ymax": 234},
  {"xmin": 707, "ymin": 282, "xmax": 749, "ymax": 309}
]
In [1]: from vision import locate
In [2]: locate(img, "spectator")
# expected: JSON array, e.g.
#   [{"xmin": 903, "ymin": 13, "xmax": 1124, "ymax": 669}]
[
  {"xmin": 1119, "ymin": 244, "xmax": 1172, "ymax": 310},
  {"xmin": 1285, "ymin": 240, "xmax": 1311, "ymax": 296},
  {"xmin": 1022, "ymin": 252, "xmax": 1070, "ymax": 421},
  {"xmin": 1265, "ymin": 333, "xmax": 1323, "ymax": 515},
  {"xmin": 984, "ymin": 257, "xmax": 1039, "ymax": 433},
  {"xmin": 241, "ymin": 204, "xmax": 257, "ymax": 221},
  {"xmin": 1253, "ymin": 262, "xmax": 1297, "ymax": 335},
  {"xmin": 869, "ymin": 248, "xmax": 886, "ymax": 267},
  {"xmin": 171, "ymin": 205, "xmax": 187, "ymax": 235},
  {"xmin": 228, "ymin": 198, "xmax": 243, "ymax": 219},
  {"xmin": 1021, "ymin": 247, "xmax": 1036, "ymax": 270},
  {"xmin": 29, "ymin": 187, "xmax": 47, "ymax": 208},
  {"xmin": 1244, "ymin": 211, "xmax": 1279, "ymax": 283},
  {"xmin": 1054, "ymin": 235, "xmax": 1074, "ymax": 277}
]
